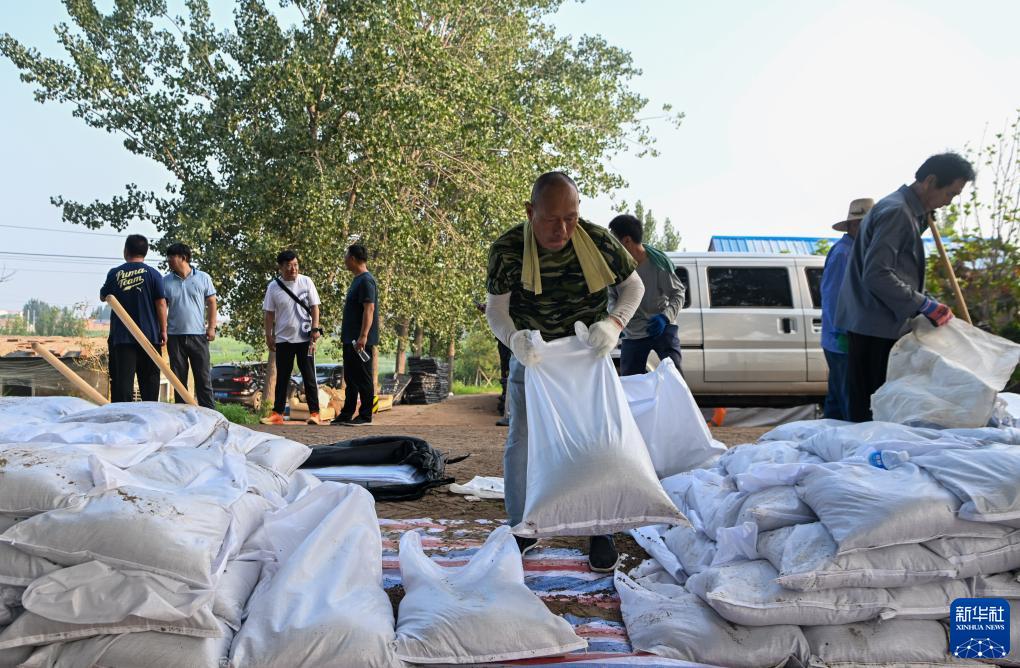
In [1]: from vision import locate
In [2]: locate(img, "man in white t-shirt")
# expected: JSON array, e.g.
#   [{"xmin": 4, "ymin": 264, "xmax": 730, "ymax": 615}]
[{"xmin": 262, "ymin": 250, "xmax": 323, "ymax": 424}]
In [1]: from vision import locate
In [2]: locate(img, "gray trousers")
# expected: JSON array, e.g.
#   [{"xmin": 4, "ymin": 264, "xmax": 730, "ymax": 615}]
[{"xmin": 167, "ymin": 334, "xmax": 215, "ymax": 409}]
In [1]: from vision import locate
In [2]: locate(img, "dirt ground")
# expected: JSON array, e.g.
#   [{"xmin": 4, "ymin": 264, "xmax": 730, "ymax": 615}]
[{"xmin": 255, "ymin": 393, "xmax": 768, "ymax": 570}]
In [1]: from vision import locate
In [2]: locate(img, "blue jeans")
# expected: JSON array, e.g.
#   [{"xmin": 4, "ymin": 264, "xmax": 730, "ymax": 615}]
[
  {"xmin": 823, "ymin": 348, "xmax": 850, "ymax": 421},
  {"xmin": 620, "ymin": 325, "xmax": 683, "ymax": 376},
  {"xmin": 504, "ymin": 357, "xmax": 529, "ymax": 526}
]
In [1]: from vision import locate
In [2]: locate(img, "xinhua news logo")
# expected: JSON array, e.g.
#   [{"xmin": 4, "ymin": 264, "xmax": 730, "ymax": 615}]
[{"xmin": 950, "ymin": 598, "xmax": 1010, "ymax": 660}]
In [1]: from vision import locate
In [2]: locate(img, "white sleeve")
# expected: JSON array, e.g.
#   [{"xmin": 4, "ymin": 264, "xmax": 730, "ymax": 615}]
[
  {"xmin": 486, "ymin": 292, "xmax": 517, "ymax": 347},
  {"xmin": 305, "ymin": 276, "xmax": 321, "ymax": 306},
  {"xmin": 262, "ymin": 283, "xmax": 275, "ymax": 312},
  {"xmin": 608, "ymin": 271, "xmax": 645, "ymax": 327}
]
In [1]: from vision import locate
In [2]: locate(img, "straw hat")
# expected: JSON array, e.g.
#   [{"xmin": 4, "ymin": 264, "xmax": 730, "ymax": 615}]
[{"xmin": 833, "ymin": 198, "xmax": 875, "ymax": 232}]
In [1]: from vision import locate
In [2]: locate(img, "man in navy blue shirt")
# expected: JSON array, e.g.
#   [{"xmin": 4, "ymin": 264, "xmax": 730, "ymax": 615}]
[
  {"xmin": 332, "ymin": 244, "xmax": 379, "ymax": 426},
  {"xmin": 100, "ymin": 234, "xmax": 167, "ymax": 402},
  {"xmin": 820, "ymin": 198, "xmax": 872, "ymax": 420}
]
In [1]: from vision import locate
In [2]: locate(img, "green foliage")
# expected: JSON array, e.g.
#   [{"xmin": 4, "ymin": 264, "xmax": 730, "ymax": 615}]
[
  {"xmin": 2, "ymin": 0, "xmax": 680, "ymax": 355},
  {"xmin": 621, "ymin": 200, "xmax": 682, "ymax": 251},
  {"xmin": 452, "ymin": 380, "xmax": 502, "ymax": 395},
  {"xmin": 0, "ymin": 315, "xmax": 30, "ymax": 335},
  {"xmin": 813, "ymin": 238, "xmax": 833, "ymax": 256},
  {"xmin": 453, "ymin": 328, "xmax": 501, "ymax": 384},
  {"xmin": 19, "ymin": 299, "xmax": 87, "ymax": 337},
  {"xmin": 214, "ymin": 401, "xmax": 260, "ymax": 425}
]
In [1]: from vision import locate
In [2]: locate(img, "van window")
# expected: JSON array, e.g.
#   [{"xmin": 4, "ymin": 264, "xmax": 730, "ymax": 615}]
[
  {"xmin": 675, "ymin": 266, "xmax": 692, "ymax": 309},
  {"xmin": 805, "ymin": 267, "xmax": 823, "ymax": 309},
  {"xmin": 708, "ymin": 267, "xmax": 793, "ymax": 308}
]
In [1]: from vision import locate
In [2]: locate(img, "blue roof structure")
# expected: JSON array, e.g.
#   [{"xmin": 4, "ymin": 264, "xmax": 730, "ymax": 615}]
[{"xmin": 708, "ymin": 235, "xmax": 939, "ymax": 254}]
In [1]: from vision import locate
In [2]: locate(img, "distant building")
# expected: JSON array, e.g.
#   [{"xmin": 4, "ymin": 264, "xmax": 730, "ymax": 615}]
[{"xmin": 708, "ymin": 235, "xmax": 939, "ymax": 254}]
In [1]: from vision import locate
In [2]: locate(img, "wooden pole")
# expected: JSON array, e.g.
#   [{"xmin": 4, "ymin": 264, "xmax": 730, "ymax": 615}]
[
  {"xmin": 926, "ymin": 213, "xmax": 972, "ymax": 324},
  {"xmin": 31, "ymin": 343, "xmax": 109, "ymax": 405},
  {"xmin": 105, "ymin": 295, "xmax": 198, "ymax": 405}
]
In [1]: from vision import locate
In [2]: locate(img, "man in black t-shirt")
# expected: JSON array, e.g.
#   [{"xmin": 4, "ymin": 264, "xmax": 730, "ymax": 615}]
[
  {"xmin": 332, "ymin": 244, "xmax": 379, "ymax": 426},
  {"xmin": 100, "ymin": 234, "xmax": 167, "ymax": 402}
]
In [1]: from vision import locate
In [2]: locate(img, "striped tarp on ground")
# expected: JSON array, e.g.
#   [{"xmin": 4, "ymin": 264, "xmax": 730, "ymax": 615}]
[{"xmin": 379, "ymin": 518, "xmax": 717, "ymax": 668}]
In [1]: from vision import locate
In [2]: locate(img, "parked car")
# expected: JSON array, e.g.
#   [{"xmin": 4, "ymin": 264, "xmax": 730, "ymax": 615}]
[
  {"xmin": 290, "ymin": 363, "xmax": 344, "ymax": 403},
  {"xmin": 212, "ymin": 362, "xmax": 268, "ymax": 411},
  {"xmin": 614, "ymin": 252, "xmax": 827, "ymax": 407}
]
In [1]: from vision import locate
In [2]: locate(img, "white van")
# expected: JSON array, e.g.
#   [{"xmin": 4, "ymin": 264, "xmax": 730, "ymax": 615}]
[{"xmin": 626, "ymin": 252, "xmax": 827, "ymax": 407}]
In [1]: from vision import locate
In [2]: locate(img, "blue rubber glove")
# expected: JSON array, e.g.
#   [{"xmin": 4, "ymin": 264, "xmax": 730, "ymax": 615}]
[{"xmin": 646, "ymin": 314, "xmax": 668, "ymax": 338}]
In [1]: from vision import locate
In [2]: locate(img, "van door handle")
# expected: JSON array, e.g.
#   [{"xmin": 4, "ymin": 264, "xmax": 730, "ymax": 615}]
[
  {"xmin": 780, "ymin": 317, "xmax": 794, "ymax": 334},
  {"xmin": 812, "ymin": 317, "xmax": 822, "ymax": 334}
]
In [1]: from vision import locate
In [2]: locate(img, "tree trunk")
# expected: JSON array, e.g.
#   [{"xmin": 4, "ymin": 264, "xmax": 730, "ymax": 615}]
[
  {"xmin": 446, "ymin": 335, "xmax": 455, "ymax": 391},
  {"xmin": 263, "ymin": 350, "xmax": 277, "ymax": 413},
  {"xmin": 412, "ymin": 325, "xmax": 424, "ymax": 358},
  {"xmin": 395, "ymin": 318, "xmax": 409, "ymax": 375},
  {"xmin": 373, "ymin": 310, "xmax": 384, "ymax": 391}
]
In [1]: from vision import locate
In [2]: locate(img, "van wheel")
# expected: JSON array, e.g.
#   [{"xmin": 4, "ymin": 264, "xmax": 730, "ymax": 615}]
[{"xmin": 251, "ymin": 391, "xmax": 263, "ymax": 412}]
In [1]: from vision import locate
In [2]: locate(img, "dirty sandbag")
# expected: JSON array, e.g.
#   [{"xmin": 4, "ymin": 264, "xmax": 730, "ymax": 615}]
[
  {"xmin": 615, "ymin": 572, "xmax": 810, "ymax": 668},
  {"xmin": 514, "ymin": 325, "xmax": 685, "ymax": 537},
  {"xmin": 393, "ymin": 525, "xmax": 585, "ymax": 664},
  {"xmin": 618, "ymin": 358, "xmax": 725, "ymax": 478},
  {"xmin": 802, "ymin": 619, "xmax": 982, "ymax": 667},
  {"xmin": 300, "ymin": 435, "xmax": 464, "ymax": 501},
  {"xmin": 873, "ymin": 316, "xmax": 1020, "ymax": 428}
]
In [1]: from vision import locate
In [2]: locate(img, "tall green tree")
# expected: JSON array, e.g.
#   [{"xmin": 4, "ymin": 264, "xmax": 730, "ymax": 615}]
[
  {"xmin": 624, "ymin": 200, "xmax": 682, "ymax": 251},
  {"xmin": 20, "ymin": 299, "xmax": 87, "ymax": 337},
  {"xmin": 2, "ymin": 0, "xmax": 680, "ymax": 352}
]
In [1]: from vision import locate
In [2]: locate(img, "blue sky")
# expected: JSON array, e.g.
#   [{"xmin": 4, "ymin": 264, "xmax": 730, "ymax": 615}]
[{"xmin": 1, "ymin": 0, "xmax": 1018, "ymax": 311}]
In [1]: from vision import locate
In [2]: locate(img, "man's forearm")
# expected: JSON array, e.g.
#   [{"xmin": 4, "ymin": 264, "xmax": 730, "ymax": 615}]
[
  {"xmin": 360, "ymin": 304, "xmax": 375, "ymax": 339},
  {"xmin": 206, "ymin": 298, "xmax": 217, "ymax": 329},
  {"xmin": 311, "ymin": 305, "xmax": 320, "ymax": 330},
  {"xmin": 264, "ymin": 312, "xmax": 274, "ymax": 338},
  {"xmin": 156, "ymin": 299, "xmax": 168, "ymax": 332}
]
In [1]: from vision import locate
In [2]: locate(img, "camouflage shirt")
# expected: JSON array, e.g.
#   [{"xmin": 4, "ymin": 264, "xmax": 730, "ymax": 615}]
[{"xmin": 486, "ymin": 219, "xmax": 637, "ymax": 340}]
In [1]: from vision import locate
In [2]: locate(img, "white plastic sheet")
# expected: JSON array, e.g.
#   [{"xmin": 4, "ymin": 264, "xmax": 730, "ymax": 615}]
[
  {"xmin": 229, "ymin": 483, "xmax": 400, "ymax": 668},
  {"xmin": 393, "ymin": 525, "xmax": 586, "ymax": 664},
  {"xmin": 514, "ymin": 326, "xmax": 685, "ymax": 537},
  {"xmin": 873, "ymin": 317, "xmax": 1020, "ymax": 428},
  {"xmin": 903, "ymin": 445, "xmax": 1020, "ymax": 524},
  {"xmin": 615, "ymin": 572, "xmax": 810, "ymax": 668},
  {"xmin": 308, "ymin": 464, "xmax": 424, "ymax": 485},
  {"xmin": 619, "ymin": 358, "xmax": 725, "ymax": 478},
  {"xmin": 448, "ymin": 476, "xmax": 505, "ymax": 500}
]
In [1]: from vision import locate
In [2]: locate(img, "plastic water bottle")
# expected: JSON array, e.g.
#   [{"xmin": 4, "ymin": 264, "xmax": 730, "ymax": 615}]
[
  {"xmin": 868, "ymin": 450, "xmax": 909, "ymax": 469},
  {"xmin": 352, "ymin": 340, "xmax": 370, "ymax": 363}
]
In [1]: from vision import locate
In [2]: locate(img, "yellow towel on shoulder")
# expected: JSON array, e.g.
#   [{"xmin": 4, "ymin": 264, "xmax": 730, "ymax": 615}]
[{"xmin": 522, "ymin": 221, "xmax": 616, "ymax": 296}]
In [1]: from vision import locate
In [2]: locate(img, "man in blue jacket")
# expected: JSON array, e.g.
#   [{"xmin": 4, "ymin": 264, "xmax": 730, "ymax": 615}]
[
  {"xmin": 836, "ymin": 153, "xmax": 974, "ymax": 422},
  {"xmin": 820, "ymin": 198, "xmax": 873, "ymax": 420}
]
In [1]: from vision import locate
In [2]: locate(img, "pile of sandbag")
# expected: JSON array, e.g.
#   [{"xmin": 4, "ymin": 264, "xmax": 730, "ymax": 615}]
[
  {"xmin": 0, "ymin": 399, "xmax": 316, "ymax": 667},
  {"xmin": 623, "ymin": 419, "xmax": 1020, "ymax": 667}
]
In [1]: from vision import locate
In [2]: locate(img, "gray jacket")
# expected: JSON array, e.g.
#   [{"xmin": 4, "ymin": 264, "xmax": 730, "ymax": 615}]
[
  {"xmin": 835, "ymin": 185, "xmax": 928, "ymax": 340},
  {"xmin": 609, "ymin": 257, "xmax": 686, "ymax": 340}
]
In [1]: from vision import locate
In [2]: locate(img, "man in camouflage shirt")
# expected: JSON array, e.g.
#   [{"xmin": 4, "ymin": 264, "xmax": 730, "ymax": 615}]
[{"xmin": 485, "ymin": 171, "xmax": 645, "ymax": 572}]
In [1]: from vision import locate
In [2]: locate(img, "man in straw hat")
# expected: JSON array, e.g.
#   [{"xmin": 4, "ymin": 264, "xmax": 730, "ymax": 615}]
[
  {"xmin": 485, "ymin": 171, "xmax": 645, "ymax": 572},
  {"xmin": 820, "ymin": 198, "xmax": 873, "ymax": 420},
  {"xmin": 835, "ymin": 153, "xmax": 974, "ymax": 422}
]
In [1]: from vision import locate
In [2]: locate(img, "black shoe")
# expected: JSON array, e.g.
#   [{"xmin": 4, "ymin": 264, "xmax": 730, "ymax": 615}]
[
  {"xmin": 588, "ymin": 535, "xmax": 620, "ymax": 573},
  {"xmin": 515, "ymin": 536, "xmax": 539, "ymax": 556},
  {"xmin": 343, "ymin": 416, "xmax": 373, "ymax": 426},
  {"xmin": 495, "ymin": 416, "xmax": 510, "ymax": 427},
  {"xmin": 330, "ymin": 415, "xmax": 354, "ymax": 425}
]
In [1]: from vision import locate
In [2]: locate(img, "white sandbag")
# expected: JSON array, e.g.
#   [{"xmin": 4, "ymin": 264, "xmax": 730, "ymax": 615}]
[
  {"xmin": 514, "ymin": 326, "xmax": 685, "ymax": 537},
  {"xmin": 219, "ymin": 493, "xmax": 273, "ymax": 563},
  {"xmin": 662, "ymin": 525, "xmax": 716, "ymax": 576},
  {"xmin": 244, "ymin": 436, "xmax": 311, "ymax": 477},
  {"xmin": 0, "ymin": 605, "xmax": 221, "ymax": 650},
  {"xmin": 802, "ymin": 618, "xmax": 984, "ymax": 667},
  {"xmin": 0, "ymin": 397, "xmax": 93, "ymax": 423},
  {"xmin": 903, "ymin": 445, "xmax": 1020, "ymax": 524},
  {"xmin": 20, "ymin": 619, "xmax": 234, "ymax": 668},
  {"xmin": 667, "ymin": 469, "xmax": 742, "ymax": 539},
  {"xmin": 1, "ymin": 485, "xmax": 233, "ymax": 587},
  {"xmin": 619, "ymin": 358, "xmax": 725, "ymax": 477},
  {"xmin": 228, "ymin": 483, "xmax": 400, "ymax": 668},
  {"xmin": 22, "ymin": 561, "xmax": 211, "ymax": 624},
  {"xmin": 448, "ymin": 476, "xmax": 505, "ymax": 500},
  {"xmin": 630, "ymin": 524, "xmax": 687, "ymax": 584},
  {"xmin": 0, "ymin": 443, "xmax": 97, "ymax": 516},
  {"xmin": 757, "ymin": 522, "xmax": 956, "ymax": 591},
  {"xmin": 884, "ymin": 578, "xmax": 971, "ymax": 620},
  {"xmin": 394, "ymin": 525, "xmax": 585, "ymax": 664},
  {"xmin": 214, "ymin": 560, "xmax": 262, "ymax": 631},
  {"xmin": 713, "ymin": 522, "xmax": 759, "ymax": 566},
  {"xmin": 924, "ymin": 528, "xmax": 1020, "ymax": 578},
  {"xmin": 0, "ymin": 542, "xmax": 60, "ymax": 587},
  {"xmin": 795, "ymin": 460, "xmax": 1001, "ymax": 553},
  {"xmin": 797, "ymin": 421, "xmax": 956, "ymax": 463},
  {"xmin": 873, "ymin": 317, "xmax": 1020, "ymax": 428},
  {"xmin": 685, "ymin": 559, "xmax": 892, "ymax": 626},
  {"xmin": 615, "ymin": 572, "xmax": 810, "ymax": 668},
  {"xmin": 719, "ymin": 440, "xmax": 823, "ymax": 475},
  {"xmin": 735, "ymin": 485, "xmax": 816, "ymax": 532},
  {"xmin": 758, "ymin": 419, "xmax": 850, "ymax": 443},
  {"xmin": 1, "ymin": 585, "xmax": 22, "ymax": 626},
  {"xmin": 283, "ymin": 470, "xmax": 322, "ymax": 504},
  {"xmin": 628, "ymin": 557, "xmax": 683, "ymax": 587},
  {"xmin": 0, "ymin": 645, "xmax": 33, "ymax": 668},
  {"xmin": 971, "ymin": 572, "xmax": 1020, "ymax": 599}
]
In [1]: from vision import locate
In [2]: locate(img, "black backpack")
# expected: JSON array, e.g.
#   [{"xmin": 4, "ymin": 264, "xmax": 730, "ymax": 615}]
[{"xmin": 300, "ymin": 435, "xmax": 468, "ymax": 501}]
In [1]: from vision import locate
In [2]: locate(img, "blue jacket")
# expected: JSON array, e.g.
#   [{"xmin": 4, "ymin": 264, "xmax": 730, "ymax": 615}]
[
  {"xmin": 820, "ymin": 234, "xmax": 852, "ymax": 353},
  {"xmin": 835, "ymin": 185, "xmax": 928, "ymax": 340}
]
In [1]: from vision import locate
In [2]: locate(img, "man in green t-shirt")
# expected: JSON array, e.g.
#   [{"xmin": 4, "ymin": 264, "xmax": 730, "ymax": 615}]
[{"xmin": 485, "ymin": 171, "xmax": 645, "ymax": 572}]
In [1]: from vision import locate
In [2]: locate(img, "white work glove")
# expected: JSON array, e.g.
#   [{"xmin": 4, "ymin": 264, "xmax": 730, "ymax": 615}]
[
  {"xmin": 508, "ymin": 329, "xmax": 542, "ymax": 367},
  {"xmin": 583, "ymin": 318, "xmax": 623, "ymax": 358}
]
